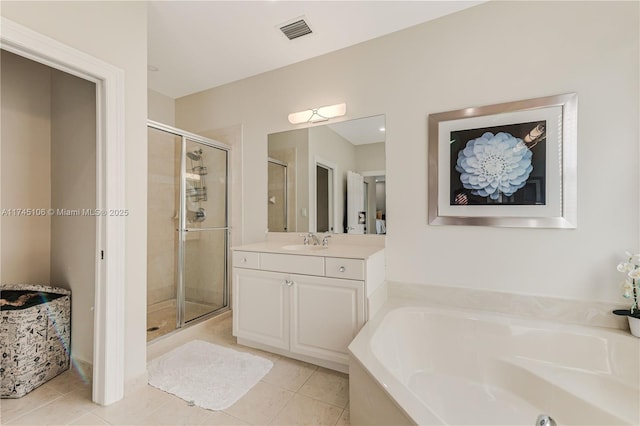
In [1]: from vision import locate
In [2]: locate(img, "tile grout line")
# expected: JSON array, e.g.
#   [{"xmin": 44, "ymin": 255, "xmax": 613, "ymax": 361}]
[
  {"xmin": 262, "ymin": 365, "xmax": 349, "ymax": 425},
  {"xmin": 203, "ymin": 410, "xmax": 246, "ymax": 426},
  {"xmin": 89, "ymin": 387, "xmax": 169, "ymax": 426},
  {"xmin": 335, "ymin": 407, "xmax": 347, "ymax": 426},
  {"xmin": 59, "ymin": 404, "xmax": 100, "ymax": 426},
  {"xmin": 250, "ymin": 359, "xmax": 314, "ymax": 426},
  {"xmin": 2, "ymin": 387, "xmax": 67, "ymax": 424},
  {"xmin": 263, "ymin": 388, "xmax": 296, "ymax": 426},
  {"xmin": 63, "ymin": 411, "xmax": 114, "ymax": 426},
  {"xmin": 296, "ymin": 367, "xmax": 350, "ymax": 410}
]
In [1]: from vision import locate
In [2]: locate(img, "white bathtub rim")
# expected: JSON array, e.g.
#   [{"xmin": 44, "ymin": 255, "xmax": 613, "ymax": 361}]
[
  {"xmin": 365, "ymin": 298, "xmax": 637, "ymax": 335},
  {"xmin": 349, "ymin": 341, "xmax": 443, "ymax": 426},
  {"xmin": 348, "ymin": 299, "xmax": 640, "ymax": 426},
  {"xmin": 349, "ymin": 301, "xmax": 456, "ymax": 425}
]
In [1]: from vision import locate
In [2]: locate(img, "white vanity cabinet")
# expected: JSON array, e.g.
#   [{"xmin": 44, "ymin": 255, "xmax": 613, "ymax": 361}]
[
  {"xmin": 233, "ymin": 268, "xmax": 290, "ymax": 350},
  {"xmin": 289, "ymin": 274, "xmax": 364, "ymax": 365},
  {"xmin": 232, "ymin": 246, "xmax": 384, "ymax": 373}
]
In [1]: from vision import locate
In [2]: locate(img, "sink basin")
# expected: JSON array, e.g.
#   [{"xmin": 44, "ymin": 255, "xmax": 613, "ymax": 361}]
[{"xmin": 282, "ymin": 244, "xmax": 327, "ymax": 252}]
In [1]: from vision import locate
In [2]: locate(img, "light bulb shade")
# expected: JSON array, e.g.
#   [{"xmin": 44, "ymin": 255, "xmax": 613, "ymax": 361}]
[
  {"xmin": 288, "ymin": 102, "xmax": 346, "ymax": 124},
  {"xmin": 287, "ymin": 109, "xmax": 314, "ymax": 124}
]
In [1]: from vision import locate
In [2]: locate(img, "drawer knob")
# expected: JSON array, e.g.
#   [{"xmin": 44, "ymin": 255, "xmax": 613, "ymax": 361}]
[
  {"xmin": 339, "ymin": 266, "xmax": 346, "ymax": 272},
  {"xmin": 242, "ymin": 257, "xmax": 247, "ymax": 263}
]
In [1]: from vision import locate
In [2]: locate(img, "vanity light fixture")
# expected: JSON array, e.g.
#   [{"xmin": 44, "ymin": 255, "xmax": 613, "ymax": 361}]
[{"xmin": 288, "ymin": 103, "xmax": 346, "ymax": 124}]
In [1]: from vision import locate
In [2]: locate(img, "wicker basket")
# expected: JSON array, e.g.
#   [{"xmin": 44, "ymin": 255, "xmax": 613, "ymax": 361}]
[{"xmin": 0, "ymin": 284, "xmax": 71, "ymax": 398}]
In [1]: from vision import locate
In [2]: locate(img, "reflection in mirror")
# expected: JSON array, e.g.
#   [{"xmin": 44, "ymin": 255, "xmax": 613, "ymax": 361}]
[{"xmin": 268, "ymin": 115, "xmax": 386, "ymax": 234}]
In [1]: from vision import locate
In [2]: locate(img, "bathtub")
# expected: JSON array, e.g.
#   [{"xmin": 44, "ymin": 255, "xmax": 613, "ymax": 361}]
[{"xmin": 348, "ymin": 304, "xmax": 640, "ymax": 426}]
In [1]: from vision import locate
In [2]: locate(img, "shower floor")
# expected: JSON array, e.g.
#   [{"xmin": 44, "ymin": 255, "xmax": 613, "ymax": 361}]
[{"xmin": 147, "ymin": 299, "xmax": 223, "ymax": 341}]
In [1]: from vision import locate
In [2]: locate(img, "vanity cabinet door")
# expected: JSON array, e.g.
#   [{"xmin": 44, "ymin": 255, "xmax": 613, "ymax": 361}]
[
  {"xmin": 232, "ymin": 268, "xmax": 290, "ymax": 350},
  {"xmin": 289, "ymin": 275, "xmax": 365, "ymax": 364}
]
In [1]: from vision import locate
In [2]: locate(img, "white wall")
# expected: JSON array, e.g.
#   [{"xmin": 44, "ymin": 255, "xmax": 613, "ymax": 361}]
[
  {"xmin": 356, "ymin": 142, "xmax": 385, "ymax": 174},
  {"xmin": 0, "ymin": 51, "xmax": 52, "ymax": 283},
  {"xmin": 148, "ymin": 88, "xmax": 175, "ymax": 126},
  {"xmin": 50, "ymin": 68, "xmax": 97, "ymax": 365},
  {"xmin": 177, "ymin": 1, "xmax": 639, "ymax": 305},
  {"xmin": 1, "ymin": 51, "xmax": 98, "ymax": 367},
  {"xmin": 1, "ymin": 1, "xmax": 149, "ymax": 384}
]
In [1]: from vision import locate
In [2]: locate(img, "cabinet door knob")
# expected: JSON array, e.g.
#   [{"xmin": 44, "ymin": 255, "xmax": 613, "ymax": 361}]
[
  {"xmin": 242, "ymin": 257, "xmax": 247, "ymax": 263},
  {"xmin": 285, "ymin": 280, "xmax": 294, "ymax": 286},
  {"xmin": 339, "ymin": 266, "xmax": 346, "ymax": 272}
]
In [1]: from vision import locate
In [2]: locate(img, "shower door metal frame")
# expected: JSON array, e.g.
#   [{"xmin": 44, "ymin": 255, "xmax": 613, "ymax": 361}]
[
  {"xmin": 268, "ymin": 157, "xmax": 288, "ymax": 232},
  {"xmin": 147, "ymin": 120, "xmax": 231, "ymax": 329}
]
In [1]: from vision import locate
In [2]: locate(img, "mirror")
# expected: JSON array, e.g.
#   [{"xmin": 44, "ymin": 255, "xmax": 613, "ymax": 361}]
[{"xmin": 268, "ymin": 115, "xmax": 386, "ymax": 234}]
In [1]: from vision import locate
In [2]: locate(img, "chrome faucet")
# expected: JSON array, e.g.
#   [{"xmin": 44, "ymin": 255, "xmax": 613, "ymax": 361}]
[
  {"xmin": 322, "ymin": 234, "xmax": 331, "ymax": 247},
  {"xmin": 308, "ymin": 232, "xmax": 321, "ymax": 245},
  {"xmin": 301, "ymin": 232, "xmax": 320, "ymax": 245},
  {"xmin": 536, "ymin": 415, "xmax": 556, "ymax": 426}
]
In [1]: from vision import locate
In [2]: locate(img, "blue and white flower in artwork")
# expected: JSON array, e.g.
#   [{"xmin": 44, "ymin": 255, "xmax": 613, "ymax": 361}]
[{"xmin": 455, "ymin": 132, "xmax": 533, "ymax": 200}]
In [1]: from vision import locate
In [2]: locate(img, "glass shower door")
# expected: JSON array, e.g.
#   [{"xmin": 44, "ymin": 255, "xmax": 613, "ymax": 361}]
[
  {"xmin": 147, "ymin": 121, "xmax": 230, "ymax": 340},
  {"xmin": 181, "ymin": 138, "xmax": 229, "ymax": 323},
  {"xmin": 147, "ymin": 126, "xmax": 180, "ymax": 340}
]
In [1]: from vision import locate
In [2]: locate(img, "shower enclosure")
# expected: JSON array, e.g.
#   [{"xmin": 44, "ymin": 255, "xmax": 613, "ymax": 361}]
[{"xmin": 147, "ymin": 121, "xmax": 230, "ymax": 341}]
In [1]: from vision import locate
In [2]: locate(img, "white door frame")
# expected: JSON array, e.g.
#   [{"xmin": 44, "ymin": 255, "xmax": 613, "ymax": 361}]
[
  {"xmin": 1, "ymin": 18, "xmax": 126, "ymax": 405},
  {"xmin": 346, "ymin": 171, "xmax": 365, "ymax": 234}
]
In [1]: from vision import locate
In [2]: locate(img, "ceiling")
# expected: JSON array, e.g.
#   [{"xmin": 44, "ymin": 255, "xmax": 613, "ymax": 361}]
[
  {"xmin": 327, "ymin": 114, "xmax": 385, "ymax": 146},
  {"xmin": 147, "ymin": 1, "xmax": 484, "ymax": 99}
]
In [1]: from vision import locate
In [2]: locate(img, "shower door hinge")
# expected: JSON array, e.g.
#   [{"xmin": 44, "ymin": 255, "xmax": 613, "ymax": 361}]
[{"xmin": 101, "ymin": 250, "xmax": 104, "ymax": 260}]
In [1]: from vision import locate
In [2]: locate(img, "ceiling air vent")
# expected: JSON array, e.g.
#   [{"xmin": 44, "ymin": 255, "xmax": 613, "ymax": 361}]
[{"xmin": 280, "ymin": 19, "xmax": 312, "ymax": 40}]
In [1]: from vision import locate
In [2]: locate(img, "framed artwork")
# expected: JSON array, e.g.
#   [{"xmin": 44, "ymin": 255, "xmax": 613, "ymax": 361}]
[{"xmin": 428, "ymin": 93, "xmax": 577, "ymax": 228}]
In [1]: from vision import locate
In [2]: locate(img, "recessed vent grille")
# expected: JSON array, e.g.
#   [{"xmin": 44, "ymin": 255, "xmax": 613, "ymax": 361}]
[{"xmin": 280, "ymin": 19, "xmax": 312, "ymax": 40}]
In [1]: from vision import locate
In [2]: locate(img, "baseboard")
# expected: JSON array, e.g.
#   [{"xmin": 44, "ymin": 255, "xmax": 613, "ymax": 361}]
[
  {"xmin": 237, "ymin": 337, "xmax": 348, "ymax": 374},
  {"xmin": 71, "ymin": 357, "xmax": 93, "ymax": 379}
]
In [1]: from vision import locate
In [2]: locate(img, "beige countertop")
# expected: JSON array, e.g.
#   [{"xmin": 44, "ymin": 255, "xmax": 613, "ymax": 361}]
[{"xmin": 232, "ymin": 233, "xmax": 385, "ymax": 260}]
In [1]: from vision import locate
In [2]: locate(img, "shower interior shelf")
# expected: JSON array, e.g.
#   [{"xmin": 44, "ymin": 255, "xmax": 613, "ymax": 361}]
[{"xmin": 187, "ymin": 149, "xmax": 208, "ymax": 202}]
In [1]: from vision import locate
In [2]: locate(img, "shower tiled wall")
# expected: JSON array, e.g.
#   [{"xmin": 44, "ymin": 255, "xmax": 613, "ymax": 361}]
[{"xmin": 147, "ymin": 129, "xmax": 179, "ymax": 306}]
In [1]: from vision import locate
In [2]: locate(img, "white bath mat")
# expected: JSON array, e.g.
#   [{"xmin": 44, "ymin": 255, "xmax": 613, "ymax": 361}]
[{"xmin": 147, "ymin": 340, "xmax": 273, "ymax": 411}]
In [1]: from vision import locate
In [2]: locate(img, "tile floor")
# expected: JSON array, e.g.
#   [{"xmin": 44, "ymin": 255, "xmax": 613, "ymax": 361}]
[
  {"xmin": 146, "ymin": 300, "xmax": 224, "ymax": 341},
  {"xmin": 1, "ymin": 313, "xmax": 350, "ymax": 425}
]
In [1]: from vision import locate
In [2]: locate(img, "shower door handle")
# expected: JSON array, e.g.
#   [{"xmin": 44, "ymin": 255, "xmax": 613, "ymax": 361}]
[
  {"xmin": 183, "ymin": 226, "xmax": 229, "ymax": 232},
  {"xmin": 194, "ymin": 207, "xmax": 206, "ymax": 222}
]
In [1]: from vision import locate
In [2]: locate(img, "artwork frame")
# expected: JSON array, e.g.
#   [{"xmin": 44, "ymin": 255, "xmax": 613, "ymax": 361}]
[{"xmin": 428, "ymin": 93, "xmax": 577, "ymax": 228}]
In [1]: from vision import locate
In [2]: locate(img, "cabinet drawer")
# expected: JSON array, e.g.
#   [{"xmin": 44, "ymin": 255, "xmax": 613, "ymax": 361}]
[
  {"xmin": 260, "ymin": 253, "xmax": 325, "ymax": 275},
  {"xmin": 325, "ymin": 257, "xmax": 364, "ymax": 280},
  {"xmin": 233, "ymin": 251, "xmax": 260, "ymax": 269}
]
